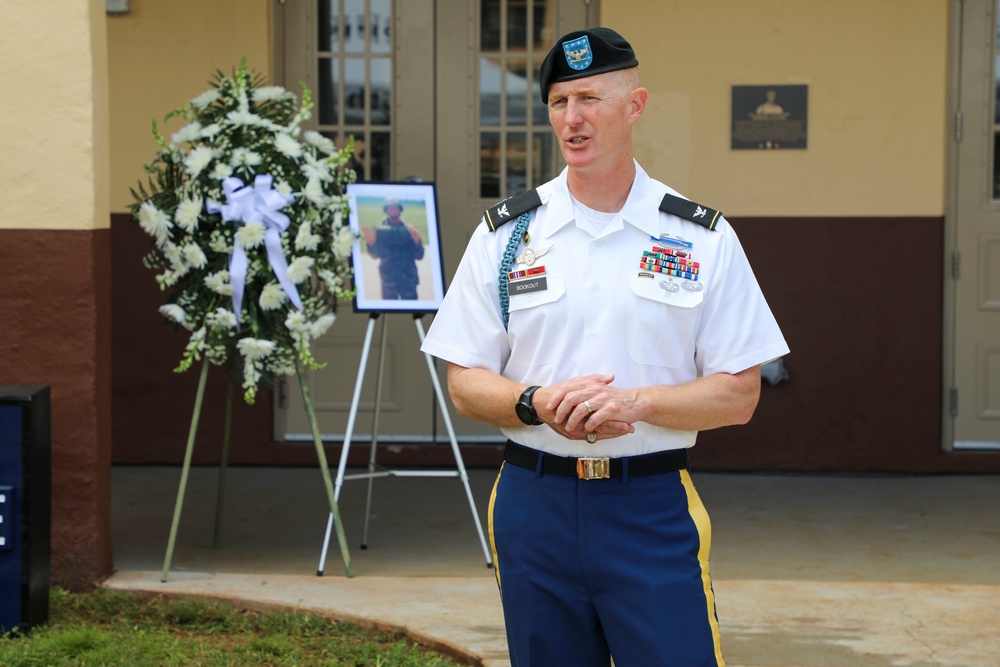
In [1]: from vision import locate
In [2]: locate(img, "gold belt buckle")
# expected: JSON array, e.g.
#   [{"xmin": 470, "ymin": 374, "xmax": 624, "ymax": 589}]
[{"xmin": 576, "ymin": 457, "xmax": 610, "ymax": 480}]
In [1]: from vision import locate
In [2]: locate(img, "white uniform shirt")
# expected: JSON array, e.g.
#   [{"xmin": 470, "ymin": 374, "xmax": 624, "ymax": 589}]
[{"xmin": 421, "ymin": 162, "xmax": 789, "ymax": 458}]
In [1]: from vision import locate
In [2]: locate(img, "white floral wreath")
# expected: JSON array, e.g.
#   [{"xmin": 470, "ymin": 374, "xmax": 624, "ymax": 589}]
[{"xmin": 130, "ymin": 62, "xmax": 356, "ymax": 403}]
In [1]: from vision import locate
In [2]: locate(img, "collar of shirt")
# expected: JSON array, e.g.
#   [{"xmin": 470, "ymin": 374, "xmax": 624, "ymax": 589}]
[{"xmin": 534, "ymin": 160, "xmax": 666, "ymax": 239}]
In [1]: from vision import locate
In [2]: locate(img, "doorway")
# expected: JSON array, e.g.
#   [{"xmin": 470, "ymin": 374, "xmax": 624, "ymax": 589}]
[
  {"xmin": 946, "ymin": 0, "xmax": 1000, "ymax": 450},
  {"xmin": 274, "ymin": 0, "xmax": 597, "ymax": 444}
]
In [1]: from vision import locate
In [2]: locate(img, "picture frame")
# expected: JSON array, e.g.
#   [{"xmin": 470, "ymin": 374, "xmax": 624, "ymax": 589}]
[{"xmin": 346, "ymin": 181, "xmax": 447, "ymax": 313}]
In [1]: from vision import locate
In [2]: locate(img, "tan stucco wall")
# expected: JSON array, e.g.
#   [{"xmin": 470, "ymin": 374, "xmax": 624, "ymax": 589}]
[
  {"xmin": 609, "ymin": 0, "xmax": 948, "ymax": 217},
  {"xmin": 0, "ymin": 0, "xmax": 111, "ymax": 230},
  {"xmin": 106, "ymin": 0, "xmax": 272, "ymax": 212},
  {"xmin": 101, "ymin": 1, "xmax": 947, "ymax": 217}
]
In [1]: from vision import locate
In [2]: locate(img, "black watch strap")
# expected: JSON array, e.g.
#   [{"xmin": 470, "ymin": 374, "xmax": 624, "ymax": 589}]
[{"xmin": 516, "ymin": 385, "xmax": 542, "ymax": 425}]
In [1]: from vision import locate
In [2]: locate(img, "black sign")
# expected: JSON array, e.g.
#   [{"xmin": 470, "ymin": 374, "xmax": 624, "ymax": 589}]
[{"xmin": 731, "ymin": 85, "xmax": 808, "ymax": 150}]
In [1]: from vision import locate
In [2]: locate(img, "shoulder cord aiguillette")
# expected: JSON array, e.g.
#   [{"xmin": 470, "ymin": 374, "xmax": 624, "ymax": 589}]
[{"xmin": 498, "ymin": 212, "xmax": 532, "ymax": 331}]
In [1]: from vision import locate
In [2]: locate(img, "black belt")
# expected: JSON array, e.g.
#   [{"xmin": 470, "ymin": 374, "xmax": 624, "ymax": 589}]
[{"xmin": 503, "ymin": 441, "xmax": 689, "ymax": 480}]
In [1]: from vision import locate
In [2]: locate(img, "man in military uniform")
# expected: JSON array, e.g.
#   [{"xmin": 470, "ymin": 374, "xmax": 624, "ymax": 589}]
[
  {"xmin": 361, "ymin": 197, "xmax": 425, "ymax": 300},
  {"xmin": 422, "ymin": 27, "xmax": 788, "ymax": 666}
]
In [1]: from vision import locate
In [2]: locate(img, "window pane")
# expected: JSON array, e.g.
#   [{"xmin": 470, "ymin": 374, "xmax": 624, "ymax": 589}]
[
  {"xmin": 344, "ymin": 0, "xmax": 365, "ymax": 53},
  {"xmin": 371, "ymin": 0, "xmax": 392, "ymax": 53},
  {"xmin": 344, "ymin": 58, "xmax": 365, "ymax": 125},
  {"xmin": 994, "ymin": 133, "xmax": 1000, "ymax": 199},
  {"xmin": 481, "ymin": 132, "xmax": 501, "ymax": 199},
  {"xmin": 507, "ymin": 132, "xmax": 527, "ymax": 195},
  {"xmin": 480, "ymin": 57, "xmax": 502, "ymax": 126},
  {"xmin": 532, "ymin": 3, "xmax": 550, "ymax": 49},
  {"xmin": 345, "ymin": 131, "xmax": 367, "ymax": 179},
  {"xmin": 371, "ymin": 58, "xmax": 391, "ymax": 125},
  {"xmin": 532, "ymin": 60, "xmax": 547, "ymax": 124},
  {"xmin": 371, "ymin": 132, "xmax": 391, "ymax": 181},
  {"xmin": 507, "ymin": 0, "xmax": 527, "ymax": 50},
  {"xmin": 318, "ymin": 0, "xmax": 337, "ymax": 52},
  {"xmin": 533, "ymin": 131, "xmax": 555, "ymax": 183},
  {"xmin": 507, "ymin": 60, "xmax": 528, "ymax": 125},
  {"xmin": 481, "ymin": 0, "xmax": 501, "ymax": 51},
  {"xmin": 318, "ymin": 57, "xmax": 340, "ymax": 125}
]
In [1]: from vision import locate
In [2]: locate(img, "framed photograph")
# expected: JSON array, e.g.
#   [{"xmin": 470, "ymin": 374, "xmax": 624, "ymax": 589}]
[{"xmin": 347, "ymin": 182, "xmax": 447, "ymax": 313}]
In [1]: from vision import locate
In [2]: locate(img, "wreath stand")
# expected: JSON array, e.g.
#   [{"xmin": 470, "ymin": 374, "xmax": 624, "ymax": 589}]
[
  {"xmin": 315, "ymin": 312, "xmax": 493, "ymax": 576},
  {"xmin": 160, "ymin": 357, "xmax": 354, "ymax": 582}
]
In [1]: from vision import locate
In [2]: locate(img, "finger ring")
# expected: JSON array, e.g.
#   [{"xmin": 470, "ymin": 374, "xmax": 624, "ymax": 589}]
[
  {"xmin": 584, "ymin": 400, "xmax": 594, "ymax": 413},
  {"xmin": 586, "ymin": 431, "xmax": 598, "ymax": 444}
]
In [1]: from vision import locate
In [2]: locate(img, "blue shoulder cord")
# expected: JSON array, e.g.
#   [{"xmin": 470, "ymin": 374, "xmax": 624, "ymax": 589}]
[{"xmin": 498, "ymin": 212, "xmax": 532, "ymax": 331}]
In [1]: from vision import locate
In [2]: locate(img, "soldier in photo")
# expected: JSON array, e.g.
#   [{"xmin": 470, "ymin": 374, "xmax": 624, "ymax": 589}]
[{"xmin": 361, "ymin": 197, "xmax": 425, "ymax": 300}]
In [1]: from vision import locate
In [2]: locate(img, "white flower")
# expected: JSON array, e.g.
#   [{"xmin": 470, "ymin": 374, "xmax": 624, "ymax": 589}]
[
  {"xmin": 237, "ymin": 337, "xmax": 275, "ymax": 360},
  {"xmin": 274, "ymin": 132, "xmax": 303, "ymax": 159},
  {"xmin": 301, "ymin": 153, "xmax": 332, "ymax": 181},
  {"xmin": 230, "ymin": 148, "xmax": 262, "ymax": 168},
  {"xmin": 235, "ymin": 221, "xmax": 267, "ymax": 249},
  {"xmin": 201, "ymin": 123, "xmax": 223, "ymax": 139},
  {"xmin": 295, "ymin": 221, "xmax": 321, "ymax": 251},
  {"xmin": 190, "ymin": 89, "xmax": 220, "ymax": 110},
  {"xmin": 286, "ymin": 256, "xmax": 315, "ymax": 284},
  {"xmin": 175, "ymin": 197, "xmax": 202, "ymax": 233},
  {"xmin": 208, "ymin": 233, "xmax": 231, "ymax": 254},
  {"xmin": 275, "ymin": 180, "xmax": 293, "ymax": 197},
  {"xmin": 204, "ymin": 270, "xmax": 233, "ymax": 295},
  {"xmin": 163, "ymin": 243, "xmax": 185, "ymax": 269},
  {"xmin": 331, "ymin": 226, "xmax": 355, "ymax": 259},
  {"xmin": 304, "ymin": 131, "xmax": 336, "ymax": 154},
  {"xmin": 252, "ymin": 86, "xmax": 291, "ymax": 102},
  {"xmin": 259, "ymin": 283, "xmax": 288, "ymax": 310},
  {"xmin": 183, "ymin": 243, "xmax": 208, "ymax": 269},
  {"xmin": 285, "ymin": 310, "xmax": 309, "ymax": 332},
  {"xmin": 310, "ymin": 313, "xmax": 336, "ymax": 338},
  {"xmin": 159, "ymin": 304, "xmax": 187, "ymax": 326},
  {"xmin": 227, "ymin": 109, "xmax": 263, "ymax": 127},
  {"xmin": 137, "ymin": 202, "xmax": 172, "ymax": 245},
  {"xmin": 318, "ymin": 269, "xmax": 343, "ymax": 292},
  {"xmin": 303, "ymin": 177, "xmax": 327, "ymax": 206},
  {"xmin": 210, "ymin": 163, "xmax": 233, "ymax": 180},
  {"xmin": 207, "ymin": 308, "xmax": 238, "ymax": 329},
  {"xmin": 184, "ymin": 146, "xmax": 216, "ymax": 177},
  {"xmin": 171, "ymin": 122, "xmax": 202, "ymax": 144}
]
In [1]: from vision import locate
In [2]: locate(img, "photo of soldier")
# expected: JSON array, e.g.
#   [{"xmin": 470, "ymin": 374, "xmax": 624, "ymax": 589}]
[{"xmin": 359, "ymin": 197, "xmax": 426, "ymax": 300}]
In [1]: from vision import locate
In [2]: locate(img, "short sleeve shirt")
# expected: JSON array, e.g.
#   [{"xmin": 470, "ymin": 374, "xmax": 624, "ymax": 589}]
[{"xmin": 421, "ymin": 162, "xmax": 789, "ymax": 457}]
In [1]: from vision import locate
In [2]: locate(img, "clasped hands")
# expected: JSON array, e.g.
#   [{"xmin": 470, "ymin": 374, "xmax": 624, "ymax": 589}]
[{"xmin": 539, "ymin": 373, "xmax": 637, "ymax": 442}]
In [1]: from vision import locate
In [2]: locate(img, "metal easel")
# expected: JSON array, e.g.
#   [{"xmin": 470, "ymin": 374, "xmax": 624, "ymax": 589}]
[{"xmin": 315, "ymin": 312, "xmax": 493, "ymax": 575}]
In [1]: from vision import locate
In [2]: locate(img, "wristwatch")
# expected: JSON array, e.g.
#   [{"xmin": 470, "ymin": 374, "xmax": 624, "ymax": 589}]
[{"xmin": 515, "ymin": 385, "xmax": 543, "ymax": 425}]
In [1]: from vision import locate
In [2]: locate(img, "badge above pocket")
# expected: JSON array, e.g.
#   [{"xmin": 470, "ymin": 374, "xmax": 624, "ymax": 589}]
[{"xmin": 630, "ymin": 271, "xmax": 703, "ymax": 308}]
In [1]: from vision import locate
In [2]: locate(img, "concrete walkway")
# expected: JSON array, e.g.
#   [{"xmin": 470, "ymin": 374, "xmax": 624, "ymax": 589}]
[{"xmin": 105, "ymin": 466, "xmax": 1000, "ymax": 666}]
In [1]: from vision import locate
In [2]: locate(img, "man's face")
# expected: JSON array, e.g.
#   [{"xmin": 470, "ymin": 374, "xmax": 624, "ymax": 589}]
[
  {"xmin": 547, "ymin": 71, "xmax": 638, "ymax": 175},
  {"xmin": 385, "ymin": 204, "xmax": 403, "ymax": 219}
]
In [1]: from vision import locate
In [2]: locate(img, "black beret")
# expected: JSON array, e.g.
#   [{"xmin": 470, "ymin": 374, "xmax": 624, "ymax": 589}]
[{"xmin": 538, "ymin": 27, "xmax": 638, "ymax": 103}]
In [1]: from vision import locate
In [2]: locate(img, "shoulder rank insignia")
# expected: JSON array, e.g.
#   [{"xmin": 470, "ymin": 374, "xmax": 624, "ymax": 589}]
[
  {"xmin": 658, "ymin": 193, "xmax": 722, "ymax": 231},
  {"xmin": 483, "ymin": 189, "xmax": 543, "ymax": 232}
]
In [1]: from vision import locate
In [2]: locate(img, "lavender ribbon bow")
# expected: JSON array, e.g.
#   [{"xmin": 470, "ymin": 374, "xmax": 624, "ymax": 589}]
[{"xmin": 207, "ymin": 175, "xmax": 302, "ymax": 326}]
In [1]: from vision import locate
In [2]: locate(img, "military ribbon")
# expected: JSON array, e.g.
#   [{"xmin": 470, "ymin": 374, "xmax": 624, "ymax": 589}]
[{"xmin": 206, "ymin": 175, "xmax": 302, "ymax": 326}]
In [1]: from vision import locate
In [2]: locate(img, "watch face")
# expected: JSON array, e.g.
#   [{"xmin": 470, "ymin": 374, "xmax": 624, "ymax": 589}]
[{"xmin": 515, "ymin": 402, "xmax": 535, "ymax": 425}]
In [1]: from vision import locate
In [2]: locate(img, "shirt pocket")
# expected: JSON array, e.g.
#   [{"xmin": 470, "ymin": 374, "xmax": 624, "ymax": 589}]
[
  {"xmin": 507, "ymin": 274, "xmax": 567, "ymax": 368},
  {"xmin": 627, "ymin": 273, "xmax": 703, "ymax": 368}
]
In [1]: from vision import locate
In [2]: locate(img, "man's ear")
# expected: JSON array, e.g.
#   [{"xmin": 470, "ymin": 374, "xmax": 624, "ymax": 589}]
[{"xmin": 629, "ymin": 87, "xmax": 648, "ymax": 123}]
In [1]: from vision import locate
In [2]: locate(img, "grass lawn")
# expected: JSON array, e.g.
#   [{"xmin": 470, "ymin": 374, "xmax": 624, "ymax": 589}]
[{"xmin": 0, "ymin": 588, "xmax": 468, "ymax": 666}]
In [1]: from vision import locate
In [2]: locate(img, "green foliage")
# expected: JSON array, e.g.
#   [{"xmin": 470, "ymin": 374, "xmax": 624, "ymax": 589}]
[{"xmin": 0, "ymin": 588, "xmax": 466, "ymax": 666}]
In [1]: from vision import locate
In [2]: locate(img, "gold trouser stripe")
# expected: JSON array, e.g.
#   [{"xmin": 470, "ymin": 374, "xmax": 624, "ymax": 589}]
[
  {"xmin": 679, "ymin": 469, "xmax": 726, "ymax": 666},
  {"xmin": 487, "ymin": 463, "xmax": 504, "ymax": 593}
]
